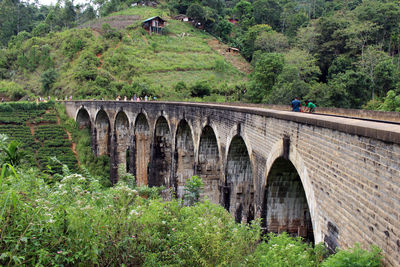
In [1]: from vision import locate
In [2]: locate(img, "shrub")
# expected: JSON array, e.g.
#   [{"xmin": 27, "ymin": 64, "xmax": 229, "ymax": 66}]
[
  {"xmin": 247, "ymin": 232, "xmax": 328, "ymax": 267},
  {"xmin": 322, "ymin": 243, "xmax": 382, "ymax": 267},
  {"xmin": 184, "ymin": 175, "xmax": 203, "ymax": 206},
  {"xmin": 190, "ymin": 81, "xmax": 211, "ymax": 97},
  {"xmin": 33, "ymin": 22, "xmax": 50, "ymax": 37},
  {"xmin": 40, "ymin": 68, "xmax": 58, "ymax": 93},
  {"xmin": 101, "ymin": 23, "xmax": 122, "ymax": 40}
]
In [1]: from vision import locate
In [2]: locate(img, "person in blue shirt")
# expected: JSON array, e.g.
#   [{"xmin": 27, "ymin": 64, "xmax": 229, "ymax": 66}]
[{"xmin": 291, "ymin": 97, "xmax": 301, "ymax": 112}]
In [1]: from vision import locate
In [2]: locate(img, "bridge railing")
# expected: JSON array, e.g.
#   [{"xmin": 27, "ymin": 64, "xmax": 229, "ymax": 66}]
[{"xmin": 63, "ymin": 100, "xmax": 400, "ymax": 123}]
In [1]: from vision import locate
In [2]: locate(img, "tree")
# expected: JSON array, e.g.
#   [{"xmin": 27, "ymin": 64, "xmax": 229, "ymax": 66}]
[
  {"xmin": 357, "ymin": 46, "xmax": 388, "ymax": 100},
  {"xmin": 379, "ymin": 90, "xmax": 400, "ymax": 112},
  {"xmin": 338, "ymin": 19, "xmax": 381, "ymax": 58},
  {"xmin": 252, "ymin": 0, "xmax": 282, "ymax": 30},
  {"xmin": 62, "ymin": 0, "xmax": 76, "ymax": 28},
  {"xmin": 242, "ymin": 24, "xmax": 272, "ymax": 60},
  {"xmin": 265, "ymin": 49, "xmax": 320, "ymax": 104},
  {"xmin": 40, "ymin": 68, "xmax": 58, "ymax": 94},
  {"xmin": 234, "ymin": 0, "xmax": 252, "ymax": 19},
  {"xmin": 284, "ymin": 49, "xmax": 320, "ymax": 83},
  {"xmin": 212, "ymin": 19, "xmax": 232, "ymax": 41},
  {"xmin": 190, "ymin": 81, "xmax": 211, "ymax": 97},
  {"xmin": 255, "ymin": 30, "xmax": 289, "ymax": 53},
  {"xmin": 248, "ymin": 52, "xmax": 284, "ymax": 102},
  {"xmin": 328, "ymin": 70, "xmax": 370, "ymax": 108},
  {"xmin": 295, "ymin": 23, "xmax": 319, "ymax": 54},
  {"xmin": 354, "ymin": 0, "xmax": 400, "ymax": 51},
  {"xmin": 373, "ymin": 59, "xmax": 400, "ymax": 98},
  {"xmin": 187, "ymin": 3, "xmax": 206, "ymax": 25}
]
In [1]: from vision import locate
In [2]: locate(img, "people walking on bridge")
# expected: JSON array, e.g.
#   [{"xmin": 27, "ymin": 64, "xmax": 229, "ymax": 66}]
[
  {"xmin": 291, "ymin": 97, "xmax": 301, "ymax": 112},
  {"xmin": 304, "ymin": 100, "xmax": 316, "ymax": 113}
]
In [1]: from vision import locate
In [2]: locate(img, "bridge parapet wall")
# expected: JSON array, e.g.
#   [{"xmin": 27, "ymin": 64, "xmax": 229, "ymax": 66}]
[{"xmin": 65, "ymin": 101, "xmax": 400, "ymax": 266}]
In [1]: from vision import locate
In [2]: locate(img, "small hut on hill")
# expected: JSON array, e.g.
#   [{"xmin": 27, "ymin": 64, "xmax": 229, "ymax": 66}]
[
  {"xmin": 174, "ymin": 14, "xmax": 191, "ymax": 22},
  {"xmin": 142, "ymin": 16, "xmax": 166, "ymax": 34}
]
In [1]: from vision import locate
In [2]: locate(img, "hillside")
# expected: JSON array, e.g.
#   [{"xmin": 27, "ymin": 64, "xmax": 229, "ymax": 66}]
[
  {"xmin": 0, "ymin": 6, "xmax": 250, "ymax": 101},
  {"xmin": 0, "ymin": 102, "xmax": 77, "ymax": 173}
]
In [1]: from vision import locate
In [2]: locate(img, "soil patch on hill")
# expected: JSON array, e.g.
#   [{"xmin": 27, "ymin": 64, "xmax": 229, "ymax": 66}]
[
  {"xmin": 78, "ymin": 15, "xmax": 141, "ymax": 31},
  {"xmin": 208, "ymin": 39, "xmax": 252, "ymax": 75}
]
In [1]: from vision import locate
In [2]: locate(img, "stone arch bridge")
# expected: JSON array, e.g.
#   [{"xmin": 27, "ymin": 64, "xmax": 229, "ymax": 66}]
[{"xmin": 65, "ymin": 101, "xmax": 400, "ymax": 266}]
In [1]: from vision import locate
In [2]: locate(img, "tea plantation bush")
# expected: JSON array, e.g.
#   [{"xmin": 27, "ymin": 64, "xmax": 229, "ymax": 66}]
[{"xmin": 0, "ymin": 102, "xmax": 78, "ymax": 173}]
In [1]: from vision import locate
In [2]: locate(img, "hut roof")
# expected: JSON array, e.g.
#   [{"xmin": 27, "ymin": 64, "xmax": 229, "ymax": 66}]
[{"xmin": 142, "ymin": 16, "xmax": 166, "ymax": 23}]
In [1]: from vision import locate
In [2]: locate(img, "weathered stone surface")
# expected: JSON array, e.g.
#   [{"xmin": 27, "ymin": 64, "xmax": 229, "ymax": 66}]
[{"xmin": 67, "ymin": 101, "xmax": 400, "ymax": 267}]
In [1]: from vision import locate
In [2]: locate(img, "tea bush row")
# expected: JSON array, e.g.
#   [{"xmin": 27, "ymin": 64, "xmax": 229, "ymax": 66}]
[
  {"xmin": 0, "ymin": 110, "xmax": 46, "ymax": 124},
  {"xmin": 34, "ymin": 125, "xmax": 68, "ymax": 142}
]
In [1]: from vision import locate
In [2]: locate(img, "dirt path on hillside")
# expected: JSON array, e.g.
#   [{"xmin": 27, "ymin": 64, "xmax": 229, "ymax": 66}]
[
  {"xmin": 97, "ymin": 53, "xmax": 103, "ymax": 69},
  {"xmin": 65, "ymin": 130, "xmax": 80, "ymax": 166},
  {"xmin": 208, "ymin": 39, "xmax": 252, "ymax": 74},
  {"xmin": 56, "ymin": 116, "xmax": 80, "ymax": 166}
]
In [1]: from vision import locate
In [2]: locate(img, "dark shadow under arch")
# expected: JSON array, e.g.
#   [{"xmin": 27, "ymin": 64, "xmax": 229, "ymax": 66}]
[
  {"xmin": 197, "ymin": 125, "xmax": 221, "ymax": 204},
  {"xmin": 76, "ymin": 108, "xmax": 91, "ymax": 129},
  {"xmin": 224, "ymin": 135, "xmax": 253, "ymax": 223},
  {"xmin": 148, "ymin": 116, "xmax": 171, "ymax": 187},
  {"xmin": 262, "ymin": 157, "xmax": 314, "ymax": 243},
  {"xmin": 94, "ymin": 109, "xmax": 111, "ymax": 156},
  {"xmin": 173, "ymin": 120, "xmax": 195, "ymax": 198},
  {"xmin": 114, "ymin": 111, "xmax": 130, "ymax": 182},
  {"xmin": 133, "ymin": 113, "xmax": 150, "ymax": 186}
]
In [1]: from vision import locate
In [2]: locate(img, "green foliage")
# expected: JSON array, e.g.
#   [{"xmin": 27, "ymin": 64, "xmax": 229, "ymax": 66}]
[
  {"xmin": 0, "ymin": 163, "xmax": 260, "ymax": 266},
  {"xmin": 184, "ymin": 175, "xmax": 203, "ymax": 206},
  {"xmin": 0, "ymin": 81, "xmax": 28, "ymax": 100},
  {"xmin": 55, "ymin": 104, "xmax": 111, "ymax": 186},
  {"xmin": 247, "ymin": 232, "xmax": 328, "ymax": 266},
  {"xmin": 242, "ymin": 24, "xmax": 273, "ymax": 60},
  {"xmin": 32, "ymin": 22, "xmax": 50, "ymax": 37},
  {"xmin": 322, "ymin": 243, "xmax": 382, "ymax": 267},
  {"xmin": 101, "ymin": 23, "xmax": 122, "ymax": 40},
  {"xmin": 190, "ymin": 81, "xmax": 211, "ymax": 97},
  {"xmin": 248, "ymin": 52, "xmax": 284, "ymax": 102},
  {"xmin": 1, "ymin": 140, "xmax": 27, "ymax": 167},
  {"xmin": 379, "ymin": 90, "xmax": 400, "ymax": 112},
  {"xmin": 187, "ymin": 3, "xmax": 206, "ymax": 24},
  {"xmin": 40, "ymin": 68, "xmax": 58, "ymax": 93}
]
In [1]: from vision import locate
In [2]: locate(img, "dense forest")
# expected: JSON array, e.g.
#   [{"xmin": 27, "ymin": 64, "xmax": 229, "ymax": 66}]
[{"xmin": 1, "ymin": 0, "xmax": 400, "ymax": 110}]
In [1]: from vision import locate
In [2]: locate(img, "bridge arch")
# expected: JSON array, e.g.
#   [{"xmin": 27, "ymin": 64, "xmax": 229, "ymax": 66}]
[
  {"xmin": 114, "ymin": 110, "xmax": 130, "ymax": 176},
  {"xmin": 262, "ymin": 141, "xmax": 321, "ymax": 243},
  {"xmin": 224, "ymin": 135, "xmax": 254, "ymax": 223},
  {"xmin": 197, "ymin": 125, "xmax": 221, "ymax": 204},
  {"xmin": 174, "ymin": 119, "xmax": 195, "ymax": 198},
  {"xmin": 149, "ymin": 116, "xmax": 172, "ymax": 187},
  {"xmin": 94, "ymin": 109, "xmax": 111, "ymax": 156},
  {"xmin": 133, "ymin": 113, "xmax": 151, "ymax": 186},
  {"xmin": 76, "ymin": 107, "xmax": 91, "ymax": 129}
]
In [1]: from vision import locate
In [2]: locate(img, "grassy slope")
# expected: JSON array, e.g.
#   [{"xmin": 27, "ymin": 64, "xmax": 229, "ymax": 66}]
[{"xmin": 4, "ymin": 6, "xmax": 248, "ymax": 100}]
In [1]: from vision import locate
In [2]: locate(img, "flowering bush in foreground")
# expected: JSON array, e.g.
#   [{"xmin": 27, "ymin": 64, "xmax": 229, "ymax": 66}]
[{"xmin": 0, "ymin": 165, "xmax": 261, "ymax": 266}]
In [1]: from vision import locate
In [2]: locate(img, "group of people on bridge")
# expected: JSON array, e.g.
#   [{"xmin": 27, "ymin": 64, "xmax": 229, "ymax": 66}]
[
  {"xmin": 291, "ymin": 97, "xmax": 316, "ymax": 113},
  {"xmin": 115, "ymin": 94, "xmax": 156, "ymax": 102}
]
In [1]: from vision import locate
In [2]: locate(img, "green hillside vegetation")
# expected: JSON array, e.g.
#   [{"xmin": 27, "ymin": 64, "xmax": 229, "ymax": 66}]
[
  {"xmin": 0, "ymin": 102, "xmax": 77, "ymax": 173},
  {"xmin": 0, "ymin": 6, "xmax": 246, "ymax": 101},
  {"xmin": 0, "ymin": 102, "xmax": 110, "ymax": 183}
]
